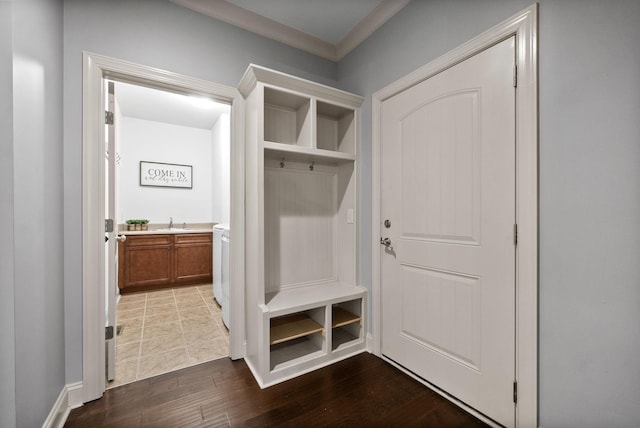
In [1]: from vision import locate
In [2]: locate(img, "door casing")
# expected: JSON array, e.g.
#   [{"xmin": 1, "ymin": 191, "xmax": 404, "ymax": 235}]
[
  {"xmin": 371, "ymin": 5, "xmax": 537, "ymax": 427},
  {"xmin": 81, "ymin": 52, "xmax": 245, "ymax": 402}
]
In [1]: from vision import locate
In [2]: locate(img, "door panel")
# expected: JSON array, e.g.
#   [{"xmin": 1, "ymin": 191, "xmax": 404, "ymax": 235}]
[
  {"xmin": 401, "ymin": 90, "xmax": 480, "ymax": 244},
  {"xmin": 126, "ymin": 246, "xmax": 173, "ymax": 285},
  {"xmin": 381, "ymin": 37, "xmax": 516, "ymax": 427},
  {"xmin": 400, "ymin": 265, "xmax": 481, "ymax": 369},
  {"xmin": 106, "ymin": 81, "xmax": 117, "ymax": 382},
  {"xmin": 175, "ymin": 243, "xmax": 212, "ymax": 282}
]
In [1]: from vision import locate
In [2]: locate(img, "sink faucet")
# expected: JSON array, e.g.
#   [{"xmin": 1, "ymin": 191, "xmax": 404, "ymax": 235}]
[{"xmin": 169, "ymin": 217, "xmax": 173, "ymax": 230}]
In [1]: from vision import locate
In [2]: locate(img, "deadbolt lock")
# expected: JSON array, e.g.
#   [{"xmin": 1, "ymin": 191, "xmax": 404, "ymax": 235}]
[{"xmin": 384, "ymin": 219, "xmax": 391, "ymax": 228}]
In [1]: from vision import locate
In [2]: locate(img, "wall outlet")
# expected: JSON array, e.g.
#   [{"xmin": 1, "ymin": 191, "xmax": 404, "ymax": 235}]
[{"xmin": 347, "ymin": 209, "xmax": 354, "ymax": 224}]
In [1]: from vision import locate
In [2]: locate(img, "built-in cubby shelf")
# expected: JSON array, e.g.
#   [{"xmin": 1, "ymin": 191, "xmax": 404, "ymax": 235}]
[
  {"xmin": 270, "ymin": 313, "xmax": 324, "ymax": 345},
  {"xmin": 263, "ymin": 87, "xmax": 311, "ymax": 147},
  {"xmin": 331, "ymin": 299, "xmax": 363, "ymax": 352},
  {"xmin": 263, "ymin": 141, "xmax": 356, "ymax": 164},
  {"xmin": 265, "ymin": 282, "xmax": 366, "ymax": 315},
  {"xmin": 332, "ymin": 306, "xmax": 360, "ymax": 328},
  {"xmin": 317, "ymin": 101, "xmax": 355, "ymax": 154},
  {"xmin": 240, "ymin": 64, "xmax": 366, "ymax": 388}
]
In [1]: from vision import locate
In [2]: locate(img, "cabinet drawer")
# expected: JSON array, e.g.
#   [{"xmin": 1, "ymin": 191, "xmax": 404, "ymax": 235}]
[
  {"xmin": 126, "ymin": 234, "xmax": 172, "ymax": 247},
  {"xmin": 174, "ymin": 233, "xmax": 212, "ymax": 244}
]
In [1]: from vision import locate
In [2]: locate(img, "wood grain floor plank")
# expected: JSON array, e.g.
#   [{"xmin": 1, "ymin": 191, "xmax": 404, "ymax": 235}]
[{"xmin": 65, "ymin": 353, "xmax": 490, "ymax": 427}]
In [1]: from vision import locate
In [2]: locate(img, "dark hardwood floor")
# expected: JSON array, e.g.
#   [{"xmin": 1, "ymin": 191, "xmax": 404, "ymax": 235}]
[{"xmin": 65, "ymin": 353, "xmax": 490, "ymax": 427}]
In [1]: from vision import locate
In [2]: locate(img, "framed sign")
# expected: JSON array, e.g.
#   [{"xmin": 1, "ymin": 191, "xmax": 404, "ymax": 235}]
[{"xmin": 140, "ymin": 161, "xmax": 192, "ymax": 188}]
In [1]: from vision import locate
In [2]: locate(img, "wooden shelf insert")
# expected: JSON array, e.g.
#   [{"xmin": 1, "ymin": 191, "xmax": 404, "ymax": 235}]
[
  {"xmin": 270, "ymin": 314, "xmax": 324, "ymax": 345},
  {"xmin": 332, "ymin": 307, "xmax": 360, "ymax": 328}
]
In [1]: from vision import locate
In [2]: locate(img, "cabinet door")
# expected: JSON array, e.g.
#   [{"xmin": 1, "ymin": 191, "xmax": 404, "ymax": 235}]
[
  {"xmin": 174, "ymin": 233, "xmax": 212, "ymax": 283},
  {"xmin": 122, "ymin": 235, "xmax": 173, "ymax": 289}
]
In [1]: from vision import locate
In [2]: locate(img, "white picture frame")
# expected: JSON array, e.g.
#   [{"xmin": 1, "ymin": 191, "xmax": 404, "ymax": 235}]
[{"xmin": 139, "ymin": 161, "xmax": 193, "ymax": 188}]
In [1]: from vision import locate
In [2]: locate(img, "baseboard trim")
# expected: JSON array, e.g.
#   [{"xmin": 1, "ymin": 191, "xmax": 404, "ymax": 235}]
[
  {"xmin": 366, "ymin": 332, "xmax": 374, "ymax": 353},
  {"xmin": 66, "ymin": 382, "xmax": 84, "ymax": 410},
  {"xmin": 42, "ymin": 382, "xmax": 83, "ymax": 428}
]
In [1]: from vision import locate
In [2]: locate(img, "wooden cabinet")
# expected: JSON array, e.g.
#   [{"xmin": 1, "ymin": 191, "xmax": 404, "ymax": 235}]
[
  {"xmin": 174, "ymin": 233, "xmax": 213, "ymax": 284},
  {"xmin": 118, "ymin": 232, "xmax": 212, "ymax": 293},
  {"xmin": 239, "ymin": 65, "xmax": 366, "ymax": 388}
]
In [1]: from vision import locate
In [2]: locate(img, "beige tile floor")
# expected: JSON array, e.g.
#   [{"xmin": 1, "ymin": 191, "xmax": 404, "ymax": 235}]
[{"xmin": 108, "ymin": 284, "xmax": 228, "ymax": 388}]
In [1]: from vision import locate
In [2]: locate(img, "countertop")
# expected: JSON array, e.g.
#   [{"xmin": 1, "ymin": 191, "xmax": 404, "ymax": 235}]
[{"xmin": 118, "ymin": 222, "xmax": 215, "ymax": 236}]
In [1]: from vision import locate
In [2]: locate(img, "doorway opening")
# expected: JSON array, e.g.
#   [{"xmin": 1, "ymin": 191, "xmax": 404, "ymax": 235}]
[
  {"xmin": 82, "ymin": 52, "xmax": 245, "ymax": 403},
  {"xmin": 104, "ymin": 80, "xmax": 232, "ymax": 387}
]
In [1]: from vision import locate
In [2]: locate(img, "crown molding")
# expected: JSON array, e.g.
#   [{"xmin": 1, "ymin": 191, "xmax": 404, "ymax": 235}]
[
  {"xmin": 336, "ymin": 0, "xmax": 410, "ymax": 60},
  {"xmin": 171, "ymin": 0, "xmax": 410, "ymax": 62},
  {"xmin": 172, "ymin": 0, "xmax": 336, "ymax": 60},
  {"xmin": 238, "ymin": 64, "xmax": 364, "ymax": 107}
]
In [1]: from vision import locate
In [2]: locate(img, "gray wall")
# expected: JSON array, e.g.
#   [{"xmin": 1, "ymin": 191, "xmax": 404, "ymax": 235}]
[
  {"xmin": 10, "ymin": 0, "xmax": 66, "ymax": 427},
  {"xmin": 13, "ymin": 0, "xmax": 640, "ymax": 427},
  {"xmin": 0, "ymin": 0, "xmax": 16, "ymax": 426},
  {"xmin": 337, "ymin": 1, "xmax": 640, "ymax": 427},
  {"xmin": 62, "ymin": 0, "xmax": 339, "ymax": 384}
]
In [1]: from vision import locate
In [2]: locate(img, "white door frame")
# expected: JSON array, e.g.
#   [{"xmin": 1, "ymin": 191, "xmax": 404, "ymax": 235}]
[
  {"xmin": 371, "ymin": 5, "xmax": 537, "ymax": 427},
  {"xmin": 81, "ymin": 52, "xmax": 245, "ymax": 402}
]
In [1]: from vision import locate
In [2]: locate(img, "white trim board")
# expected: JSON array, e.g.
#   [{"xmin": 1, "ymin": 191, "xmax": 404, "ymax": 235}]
[
  {"xmin": 42, "ymin": 382, "xmax": 83, "ymax": 428},
  {"xmin": 170, "ymin": 0, "xmax": 410, "ymax": 61},
  {"xmin": 81, "ymin": 52, "xmax": 246, "ymax": 403},
  {"xmin": 371, "ymin": 4, "xmax": 538, "ymax": 427}
]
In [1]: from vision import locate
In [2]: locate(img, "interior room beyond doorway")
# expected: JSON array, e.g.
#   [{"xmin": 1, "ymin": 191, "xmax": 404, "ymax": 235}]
[
  {"xmin": 109, "ymin": 284, "xmax": 229, "ymax": 388},
  {"xmin": 106, "ymin": 80, "xmax": 232, "ymax": 387}
]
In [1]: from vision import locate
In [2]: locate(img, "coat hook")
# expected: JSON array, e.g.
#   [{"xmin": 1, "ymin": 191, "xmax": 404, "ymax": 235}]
[
  {"xmin": 309, "ymin": 161, "xmax": 315, "ymax": 171},
  {"xmin": 280, "ymin": 157, "xmax": 285, "ymax": 168}
]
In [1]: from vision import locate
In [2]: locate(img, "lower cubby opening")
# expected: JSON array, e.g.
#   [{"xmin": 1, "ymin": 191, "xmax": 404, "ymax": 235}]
[
  {"xmin": 269, "ymin": 307, "xmax": 325, "ymax": 371},
  {"xmin": 331, "ymin": 300, "xmax": 362, "ymax": 352},
  {"xmin": 270, "ymin": 336, "xmax": 324, "ymax": 371}
]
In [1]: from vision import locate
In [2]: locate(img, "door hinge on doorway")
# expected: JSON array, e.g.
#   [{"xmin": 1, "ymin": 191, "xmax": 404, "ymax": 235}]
[
  {"xmin": 105, "ymin": 326, "xmax": 114, "ymax": 340},
  {"xmin": 513, "ymin": 224, "xmax": 518, "ymax": 246},
  {"xmin": 513, "ymin": 65, "xmax": 518, "ymax": 88},
  {"xmin": 513, "ymin": 381, "xmax": 518, "ymax": 404},
  {"xmin": 105, "ymin": 111, "xmax": 114, "ymax": 125}
]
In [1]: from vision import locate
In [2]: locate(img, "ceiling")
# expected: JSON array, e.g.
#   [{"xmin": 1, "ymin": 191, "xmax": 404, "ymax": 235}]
[
  {"xmin": 114, "ymin": 1, "xmax": 412, "ymax": 126},
  {"xmin": 114, "ymin": 81, "xmax": 230, "ymax": 130},
  {"xmin": 171, "ymin": 0, "xmax": 411, "ymax": 61}
]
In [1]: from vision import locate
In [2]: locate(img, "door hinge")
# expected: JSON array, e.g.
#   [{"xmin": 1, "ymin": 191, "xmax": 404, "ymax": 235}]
[
  {"xmin": 513, "ymin": 65, "xmax": 518, "ymax": 88},
  {"xmin": 513, "ymin": 223, "xmax": 518, "ymax": 246},
  {"xmin": 105, "ymin": 325, "xmax": 114, "ymax": 340},
  {"xmin": 105, "ymin": 111, "xmax": 114, "ymax": 125},
  {"xmin": 105, "ymin": 218, "xmax": 114, "ymax": 233},
  {"xmin": 513, "ymin": 381, "xmax": 518, "ymax": 404}
]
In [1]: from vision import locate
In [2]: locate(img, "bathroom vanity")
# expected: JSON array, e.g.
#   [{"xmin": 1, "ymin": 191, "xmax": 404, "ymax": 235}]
[{"xmin": 117, "ymin": 229, "xmax": 212, "ymax": 293}]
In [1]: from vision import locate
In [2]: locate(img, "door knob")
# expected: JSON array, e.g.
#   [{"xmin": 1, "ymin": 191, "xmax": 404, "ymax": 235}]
[
  {"xmin": 380, "ymin": 237, "xmax": 392, "ymax": 247},
  {"xmin": 116, "ymin": 235, "xmax": 127, "ymax": 242}
]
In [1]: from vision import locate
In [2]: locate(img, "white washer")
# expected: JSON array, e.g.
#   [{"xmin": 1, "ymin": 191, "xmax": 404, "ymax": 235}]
[
  {"xmin": 212, "ymin": 224, "xmax": 228, "ymax": 305},
  {"xmin": 220, "ymin": 226, "xmax": 231, "ymax": 328}
]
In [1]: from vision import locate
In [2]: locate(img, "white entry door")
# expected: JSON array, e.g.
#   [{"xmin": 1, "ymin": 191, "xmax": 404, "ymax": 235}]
[{"xmin": 381, "ymin": 37, "xmax": 516, "ymax": 427}]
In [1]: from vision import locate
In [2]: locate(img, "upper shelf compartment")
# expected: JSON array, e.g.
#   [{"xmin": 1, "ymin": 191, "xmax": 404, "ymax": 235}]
[
  {"xmin": 239, "ymin": 64, "xmax": 363, "ymax": 160},
  {"xmin": 264, "ymin": 87, "xmax": 312, "ymax": 148},
  {"xmin": 317, "ymin": 101, "xmax": 355, "ymax": 155}
]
